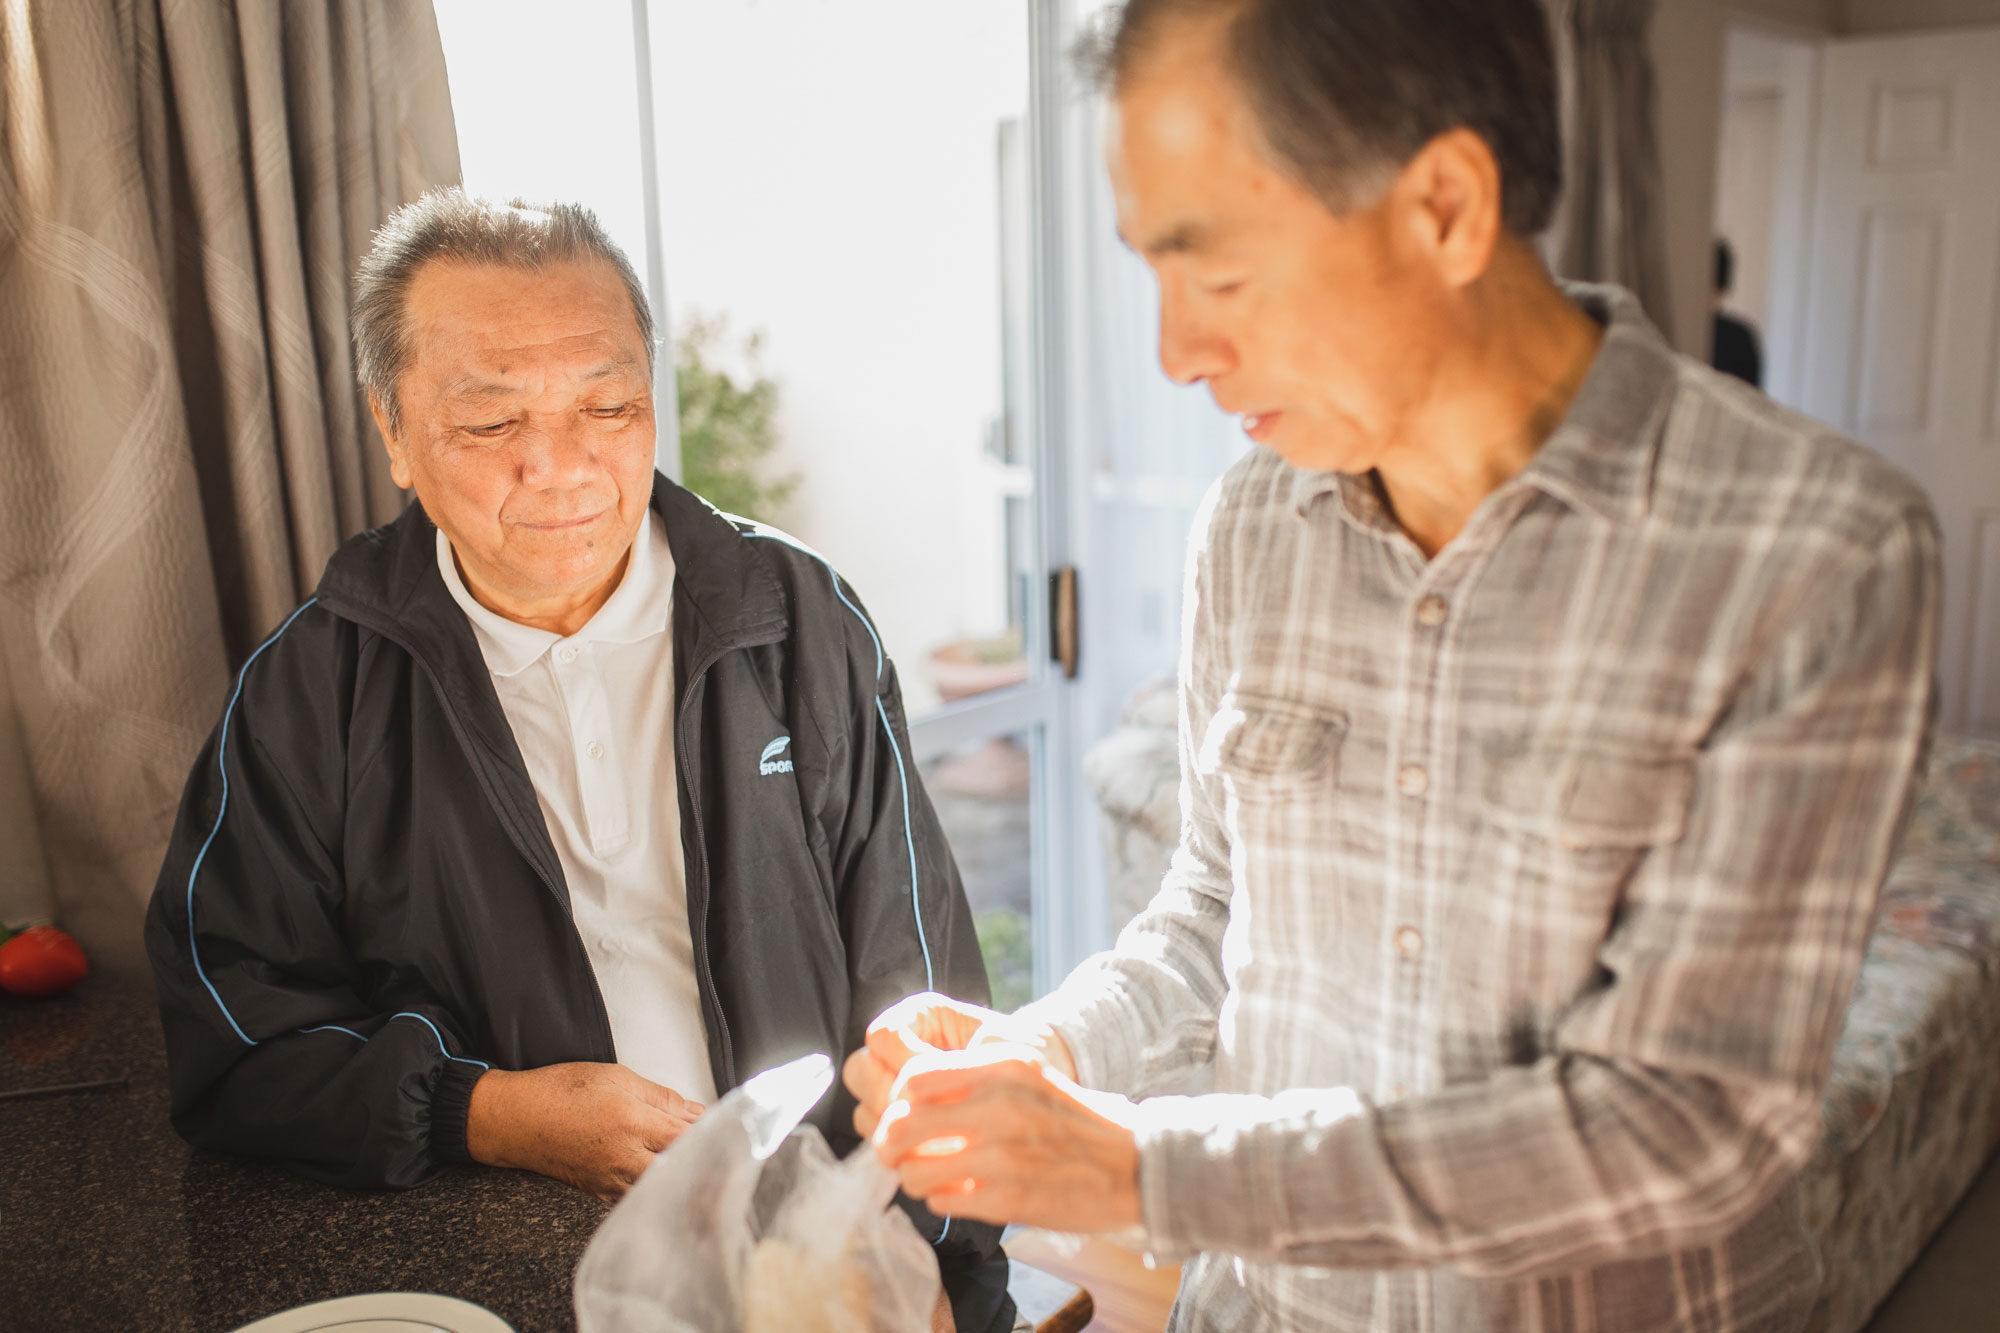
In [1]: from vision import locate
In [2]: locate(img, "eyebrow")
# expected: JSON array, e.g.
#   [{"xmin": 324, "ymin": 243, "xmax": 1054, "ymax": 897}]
[
  {"xmin": 1122, "ymin": 220, "xmax": 1215, "ymax": 258},
  {"xmin": 441, "ymin": 358, "xmax": 643, "ymax": 402}
]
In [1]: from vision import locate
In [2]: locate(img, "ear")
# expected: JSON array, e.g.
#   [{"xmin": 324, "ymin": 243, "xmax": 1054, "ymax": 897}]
[
  {"xmin": 369, "ymin": 390, "xmax": 414, "ymax": 491},
  {"xmin": 1394, "ymin": 128, "xmax": 1503, "ymax": 291}
]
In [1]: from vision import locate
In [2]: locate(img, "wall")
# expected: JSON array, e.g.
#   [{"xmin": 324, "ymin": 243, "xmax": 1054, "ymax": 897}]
[
  {"xmin": 1645, "ymin": 0, "xmax": 1846, "ymax": 359},
  {"xmin": 1714, "ymin": 26, "xmax": 1823, "ymax": 406},
  {"xmin": 1730, "ymin": 0, "xmax": 1839, "ymax": 32},
  {"xmin": 1650, "ymin": 0, "xmax": 1731, "ymax": 356},
  {"xmin": 1842, "ymin": 0, "xmax": 2000, "ymax": 31}
]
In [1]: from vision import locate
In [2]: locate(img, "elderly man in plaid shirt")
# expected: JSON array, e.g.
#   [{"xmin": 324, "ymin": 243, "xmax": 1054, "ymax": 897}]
[{"xmin": 846, "ymin": 1, "xmax": 1940, "ymax": 1330}]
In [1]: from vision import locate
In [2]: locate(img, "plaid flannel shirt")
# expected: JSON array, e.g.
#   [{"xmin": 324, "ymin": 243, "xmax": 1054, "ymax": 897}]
[{"xmin": 1018, "ymin": 286, "xmax": 1940, "ymax": 1332}]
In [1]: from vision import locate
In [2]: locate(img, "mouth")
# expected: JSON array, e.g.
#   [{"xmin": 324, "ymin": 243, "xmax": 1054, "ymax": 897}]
[
  {"xmin": 517, "ymin": 510, "xmax": 607, "ymax": 531},
  {"xmin": 1240, "ymin": 411, "xmax": 1284, "ymax": 442}
]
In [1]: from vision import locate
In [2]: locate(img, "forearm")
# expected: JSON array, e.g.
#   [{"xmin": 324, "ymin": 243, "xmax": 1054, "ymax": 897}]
[
  {"xmin": 1130, "ymin": 1055, "xmax": 1815, "ymax": 1275},
  {"xmin": 1009, "ymin": 875, "xmax": 1229, "ymax": 1095}
]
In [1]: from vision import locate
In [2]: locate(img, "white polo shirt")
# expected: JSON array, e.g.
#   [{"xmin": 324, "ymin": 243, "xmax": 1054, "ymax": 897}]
[{"xmin": 437, "ymin": 513, "xmax": 716, "ymax": 1103}]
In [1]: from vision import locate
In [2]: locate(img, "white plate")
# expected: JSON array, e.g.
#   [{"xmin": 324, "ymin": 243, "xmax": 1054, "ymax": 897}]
[{"xmin": 229, "ymin": 1292, "xmax": 516, "ymax": 1333}]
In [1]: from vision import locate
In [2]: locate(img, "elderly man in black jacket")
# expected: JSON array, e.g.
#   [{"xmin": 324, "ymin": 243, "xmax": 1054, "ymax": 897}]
[{"xmin": 144, "ymin": 191, "xmax": 1013, "ymax": 1332}]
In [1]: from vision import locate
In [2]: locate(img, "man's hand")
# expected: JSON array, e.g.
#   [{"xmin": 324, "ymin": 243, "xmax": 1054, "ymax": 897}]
[
  {"xmin": 465, "ymin": 1062, "xmax": 704, "ymax": 1201},
  {"xmin": 869, "ymin": 1043, "xmax": 1142, "ymax": 1233},
  {"xmin": 841, "ymin": 991, "xmax": 1078, "ymax": 1140}
]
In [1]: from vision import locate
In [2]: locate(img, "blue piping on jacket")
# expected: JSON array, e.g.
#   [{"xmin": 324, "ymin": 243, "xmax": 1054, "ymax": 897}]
[
  {"xmin": 741, "ymin": 530, "xmax": 950, "ymax": 1246},
  {"xmin": 186, "ymin": 599, "xmax": 319, "ymax": 1046},
  {"xmin": 300, "ymin": 1015, "xmax": 490, "ymax": 1070},
  {"xmin": 741, "ymin": 530, "xmax": 935, "ymax": 992}
]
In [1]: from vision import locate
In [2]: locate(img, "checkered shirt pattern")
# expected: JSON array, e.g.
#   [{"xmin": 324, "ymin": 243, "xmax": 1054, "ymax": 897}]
[{"xmin": 1016, "ymin": 285, "xmax": 1942, "ymax": 1332}]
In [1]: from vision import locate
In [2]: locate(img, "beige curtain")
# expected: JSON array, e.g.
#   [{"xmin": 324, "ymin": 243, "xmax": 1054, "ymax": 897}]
[
  {"xmin": 1542, "ymin": 0, "xmax": 1675, "ymax": 330},
  {"xmin": 0, "ymin": 1, "xmax": 459, "ymax": 969}
]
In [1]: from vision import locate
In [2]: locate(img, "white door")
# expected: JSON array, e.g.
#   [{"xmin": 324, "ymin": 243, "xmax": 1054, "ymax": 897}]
[{"xmin": 1796, "ymin": 26, "xmax": 2000, "ymax": 736}]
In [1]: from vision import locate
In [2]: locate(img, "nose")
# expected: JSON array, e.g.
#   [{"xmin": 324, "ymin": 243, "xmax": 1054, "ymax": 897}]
[
  {"xmin": 1157, "ymin": 289, "xmax": 1236, "ymax": 387},
  {"xmin": 517, "ymin": 416, "xmax": 600, "ymax": 491}
]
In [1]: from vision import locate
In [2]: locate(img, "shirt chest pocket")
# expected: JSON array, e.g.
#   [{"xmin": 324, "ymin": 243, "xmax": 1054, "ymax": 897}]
[
  {"xmin": 1198, "ymin": 694, "xmax": 1348, "ymax": 800},
  {"xmin": 1480, "ymin": 737, "xmax": 1696, "ymax": 852}
]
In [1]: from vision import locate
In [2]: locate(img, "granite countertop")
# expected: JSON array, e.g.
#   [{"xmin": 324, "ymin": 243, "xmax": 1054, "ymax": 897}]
[{"xmin": 1, "ymin": 974, "xmax": 607, "ymax": 1333}]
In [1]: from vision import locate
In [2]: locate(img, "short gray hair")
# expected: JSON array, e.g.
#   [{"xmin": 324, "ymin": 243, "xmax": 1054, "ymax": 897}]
[{"xmin": 352, "ymin": 189, "xmax": 656, "ymax": 435}]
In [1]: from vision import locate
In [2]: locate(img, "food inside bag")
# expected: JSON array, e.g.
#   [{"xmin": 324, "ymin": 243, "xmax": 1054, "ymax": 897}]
[{"xmin": 574, "ymin": 1053, "xmax": 942, "ymax": 1333}]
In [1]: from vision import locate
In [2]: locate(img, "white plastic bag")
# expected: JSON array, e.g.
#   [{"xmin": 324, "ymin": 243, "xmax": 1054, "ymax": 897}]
[{"xmin": 574, "ymin": 1053, "xmax": 942, "ymax": 1333}]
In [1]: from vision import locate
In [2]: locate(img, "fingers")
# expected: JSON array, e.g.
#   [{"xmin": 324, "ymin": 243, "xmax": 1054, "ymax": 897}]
[
  {"xmin": 844, "ymin": 1046, "xmax": 893, "ymax": 1139},
  {"xmin": 843, "ymin": 1044, "xmax": 891, "ymax": 1105},
  {"xmin": 634, "ymin": 1099, "xmax": 703, "ymax": 1154},
  {"xmin": 864, "ymin": 1018, "xmax": 929, "ymax": 1080},
  {"xmin": 886, "ymin": 1043, "xmax": 1041, "ymax": 1114},
  {"xmin": 621, "ymin": 1069, "xmax": 706, "ymax": 1122},
  {"xmin": 872, "ymin": 1056, "xmax": 1044, "ymax": 1168},
  {"xmin": 596, "ymin": 1142, "xmax": 662, "ymax": 1201},
  {"xmin": 896, "ymin": 1142, "xmax": 1010, "ymax": 1204},
  {"xmin": 874, "ymin": 1095, "xmax": 984, "ymax": 1170},
  {"xmin": 863, "ymin": 993, "xmax": 998, "ymax": 1075}
]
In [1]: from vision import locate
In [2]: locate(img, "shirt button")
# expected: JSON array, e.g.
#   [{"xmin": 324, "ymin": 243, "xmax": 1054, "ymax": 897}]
[
  {"xmin": 1396, "ymin": 764, "xmax": 1429, "ymax": 797},
  {"xmin": 1395, "ymin": 926, "xmax": 1424, "ymax": 958},
  {"xmin": 557, "ymin": 644, "xmax": 579, "ymax": 663},
  {"xmin": 1415, "ymin": 595, "xmax": 1448, "ymax": 628},
  {"xmin": 586, "ymin": 741, "xmax": 605, "ymax": 760}
]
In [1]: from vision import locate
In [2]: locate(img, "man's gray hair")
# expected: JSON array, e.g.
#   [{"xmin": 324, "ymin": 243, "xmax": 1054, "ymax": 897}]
[
  {"xmin": 1076, "ymin": 0, "xmax": 1562, "ymax": 238},
  {"xmin": 352, "ymin": 189, "xmax": 656, "ymax": 435}
]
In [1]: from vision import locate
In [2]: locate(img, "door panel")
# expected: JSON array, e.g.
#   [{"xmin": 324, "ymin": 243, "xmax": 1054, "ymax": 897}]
[
  {"xmin": 1853, "ymin": 208, "xmax": 1947, "ymax": 434},
  {"xmin": 1799, "ymin": 26, "xmax": 2000, "ymax": 735}
]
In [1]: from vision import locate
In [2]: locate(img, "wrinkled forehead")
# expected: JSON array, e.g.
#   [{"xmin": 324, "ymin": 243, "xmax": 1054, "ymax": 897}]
[
  {"xmin": 404, "ymin": 258, "xmax": 649, "ymax": 386},
  {"xmin": 1104, "ymin": 30, "xmax": 1284, "ymax": 261}
]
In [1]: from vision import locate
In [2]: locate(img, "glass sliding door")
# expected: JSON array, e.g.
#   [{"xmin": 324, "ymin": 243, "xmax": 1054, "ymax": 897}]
[
  {"xmin": 435, "ymin": 0, "xmax": 1200, "ymax": 999},
  {"xmin": 640, "ymin": 0, "xmax": 1083, "ymax": 1002}
]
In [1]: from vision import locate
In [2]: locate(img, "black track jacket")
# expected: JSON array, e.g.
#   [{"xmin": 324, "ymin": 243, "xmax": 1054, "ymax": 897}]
[{"xmin": 145, "ymin": 475, "xmax": 1013, "ymax": 1331}]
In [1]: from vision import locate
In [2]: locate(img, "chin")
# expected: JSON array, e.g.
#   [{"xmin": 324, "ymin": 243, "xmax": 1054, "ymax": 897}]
[
  {"xmin": 1262, "ymin": 426, "xmax": 1375, "ymax": 477},
  {"xmin": 510, "ymin": 526, "xmax": 623, "ymax": 576}
]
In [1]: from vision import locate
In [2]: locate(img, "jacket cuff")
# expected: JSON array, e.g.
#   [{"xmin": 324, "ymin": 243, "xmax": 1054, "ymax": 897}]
[{"xmin": 429, "ymin": 1060, "xmax": 486, "ymax": 1167}]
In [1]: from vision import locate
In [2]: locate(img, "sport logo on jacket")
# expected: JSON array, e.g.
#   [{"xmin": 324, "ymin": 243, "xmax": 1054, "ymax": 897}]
[{"xmin": 759, "ymin": 735, "xmax": 794, "ymax": 776}]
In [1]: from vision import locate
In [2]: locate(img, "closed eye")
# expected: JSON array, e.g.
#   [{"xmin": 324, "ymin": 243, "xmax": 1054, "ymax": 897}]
[
  {"xmin": 587, "ymin": 404, "xmax": 631, "ymax": 419},
  {"xmin": 464, "ymin": 419, "xmax": 514, "ymax": 438}
]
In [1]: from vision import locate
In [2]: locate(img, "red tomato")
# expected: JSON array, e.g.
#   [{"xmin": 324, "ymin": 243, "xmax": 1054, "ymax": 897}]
[{"xmin": 0, "ymin": 926, "xmax": 89, "ymax": 999}]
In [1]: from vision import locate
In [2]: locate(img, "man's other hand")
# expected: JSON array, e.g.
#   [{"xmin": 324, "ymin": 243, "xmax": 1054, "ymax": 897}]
[
  {"xmin": 465, "ymin": 1062, "xmax": 704, "ymax": 1200},
  {"xmin": 841, "ymin": 992, "xmax": 1078, "ymax": 1140},
  {"xmin": 871, "ymin": 1044, "xmax": 1142, "ymax": 1233}
]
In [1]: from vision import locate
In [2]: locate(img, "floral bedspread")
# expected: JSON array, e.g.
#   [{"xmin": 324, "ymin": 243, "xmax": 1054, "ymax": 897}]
[{"xmin": 1801, "ymin": 733, "xmax": 2000, "ymax": 1333}]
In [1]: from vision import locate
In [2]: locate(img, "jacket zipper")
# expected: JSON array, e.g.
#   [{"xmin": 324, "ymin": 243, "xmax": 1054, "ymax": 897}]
[
  {"xmin": 677, "ymin": 641, "xmax": 738, "ymax": 1090},
  {"xmin": 340, "ymin": 600, "xmax": 779, "ymax": 1092},
  {"xmin": 353, "ymin": 624, "xmax": 620, "ymax": 1061}
]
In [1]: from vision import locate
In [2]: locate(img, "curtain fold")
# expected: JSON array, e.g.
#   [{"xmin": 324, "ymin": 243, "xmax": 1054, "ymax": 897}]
[
  {"xmin": 0, "ymin": 0, "xmax": 458, "ymax": 967},
  {"xmin": 1542, "ymin": 0, "xmax": 1675, "ymax": 332}
]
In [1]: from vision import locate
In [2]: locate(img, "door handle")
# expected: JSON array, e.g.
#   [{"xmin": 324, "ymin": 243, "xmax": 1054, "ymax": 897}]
[{"xmin": 1049, "ymin": 566, "xmax": 1079, "ymax": 680}]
